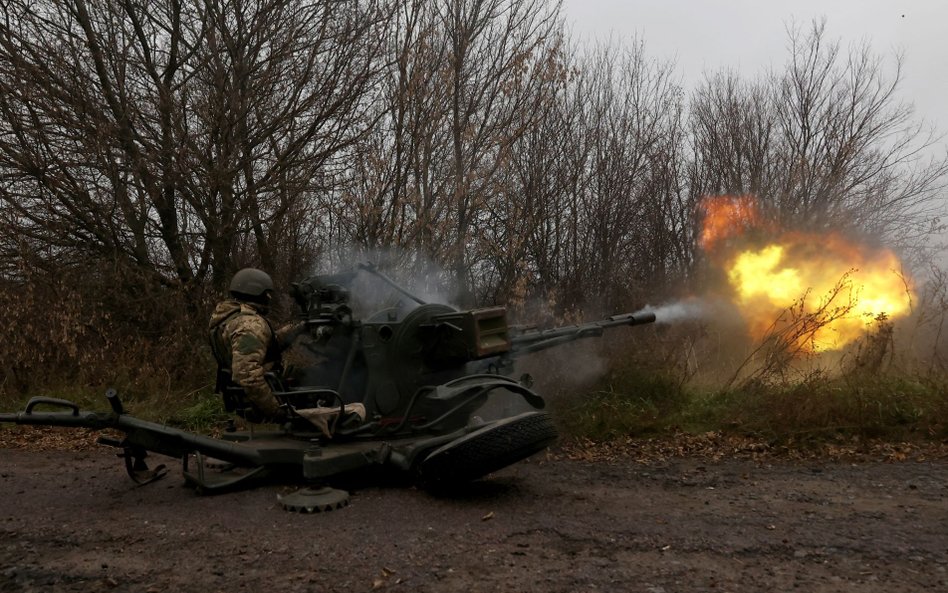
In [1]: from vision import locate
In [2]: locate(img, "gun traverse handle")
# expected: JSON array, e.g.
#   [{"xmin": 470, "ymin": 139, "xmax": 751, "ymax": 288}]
[{"xmin": 24, "ymin": 397, "xmax": 80, "ymax": 416}]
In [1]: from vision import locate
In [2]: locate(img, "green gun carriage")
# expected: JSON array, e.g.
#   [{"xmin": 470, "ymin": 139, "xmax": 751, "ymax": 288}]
[{"xmin": 1, "ymin": 264, "xmax": 655, "ymax": 511}]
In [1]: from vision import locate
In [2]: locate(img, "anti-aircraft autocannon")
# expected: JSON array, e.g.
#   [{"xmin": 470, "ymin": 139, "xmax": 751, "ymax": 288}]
[
  {"xmin": 287, "ymin": 264, "xmax": 655, "ymax": 420},
  {"xmin": 0, "ymin": 264, "xmax": 655, "ymax": 511}
]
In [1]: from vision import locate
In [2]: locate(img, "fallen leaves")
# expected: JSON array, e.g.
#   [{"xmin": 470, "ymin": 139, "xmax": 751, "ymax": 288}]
[
  {"xmin": 371, "ymin": 567, "xmax": 399, "ymax": 589},
  {"xmin": 4, "ymin": 420, "xmax": 947, "ymax": 469},
  {"xmin": 554, "ymin": 432, "xmax": 948, "ymax": 464},
  {"xmin": 0, "ymin": 425, "xmax": 111, "ymax": 451}
]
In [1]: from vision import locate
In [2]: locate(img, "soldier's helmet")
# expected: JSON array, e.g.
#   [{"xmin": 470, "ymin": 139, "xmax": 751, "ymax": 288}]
[{"xmin": 229, "ymin": 268, "xmax": 274, "ymax": 302}]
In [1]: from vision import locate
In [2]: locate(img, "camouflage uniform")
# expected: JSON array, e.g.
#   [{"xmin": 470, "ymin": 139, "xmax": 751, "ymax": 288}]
[{"xmin": 209, "ymin": 299, "xmax": 300, "ymax": 422}]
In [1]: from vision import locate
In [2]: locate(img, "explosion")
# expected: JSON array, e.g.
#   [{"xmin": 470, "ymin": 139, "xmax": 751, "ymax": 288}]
[{"xmin": 701, "ymin": 195, "xmax": 913, "ymax": 351}]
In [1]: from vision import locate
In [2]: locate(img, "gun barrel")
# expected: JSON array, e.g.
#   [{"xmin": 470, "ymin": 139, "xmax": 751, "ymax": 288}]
[
  {"xmin": 601, "ymin": 311, "xmax": 657, "ymax": 327},
  {"xmin": 510, "ymin": 311, "xmax": 656, "ymax": 355}
]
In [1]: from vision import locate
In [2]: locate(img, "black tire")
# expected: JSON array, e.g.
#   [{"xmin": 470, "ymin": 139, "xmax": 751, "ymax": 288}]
[{"xmin": 419, "ymin": 412, "xmax": 557, "ymax": 488}]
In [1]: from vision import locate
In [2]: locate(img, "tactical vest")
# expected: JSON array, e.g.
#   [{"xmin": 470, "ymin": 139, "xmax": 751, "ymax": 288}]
[{"xmin": 209, "ymin": 304, "xmax": 281, "ymax": 394}]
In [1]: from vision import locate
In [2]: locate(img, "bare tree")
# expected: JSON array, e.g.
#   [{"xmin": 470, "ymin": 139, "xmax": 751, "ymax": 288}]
[
  {"xmin": 327, "ymin": 0, "xmax": 454, "ymax": 268},
  {"xmin": 0, "ymin": 0, "xmax": 391, "ymax": 298},
  {"xmin": 689, "ymin": 72, "xmax": 777, "ymax": 201},
  {"xmin": 689, "ymin": 20, "xmax": 948, "ymax": 259},
  {"xmin": 321, "ymin": 0, "xmax": 562, "ymax": 304},
  {"xmin": 462, "ymin": 37, "xmax": 688, "ymax": 313},
  {"xmin": 501, "ymin": 39, "xmax": 684, "ymax": 312}
]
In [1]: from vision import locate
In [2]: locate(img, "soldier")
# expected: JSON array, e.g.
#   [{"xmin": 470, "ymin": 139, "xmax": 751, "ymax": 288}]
[{"xmin": 209, "ymin": 267, "xmax": 297, "ymax": 423}]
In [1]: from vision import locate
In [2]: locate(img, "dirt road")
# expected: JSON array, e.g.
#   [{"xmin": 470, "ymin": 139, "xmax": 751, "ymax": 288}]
[{"xmin": 1, "ymin": 448, "xmax": 946, "ymax": 593}]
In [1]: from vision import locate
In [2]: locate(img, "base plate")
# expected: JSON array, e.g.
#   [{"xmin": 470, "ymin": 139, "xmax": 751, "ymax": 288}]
[{"xmin": 277, "ymin": 486, "xmax": 351, "ymax": 513}]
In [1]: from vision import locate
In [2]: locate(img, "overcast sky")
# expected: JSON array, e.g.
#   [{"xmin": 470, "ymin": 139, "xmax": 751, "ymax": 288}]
[{"xmin": 561, "ymin": 0, "xmax": 948, "ymax": 156}]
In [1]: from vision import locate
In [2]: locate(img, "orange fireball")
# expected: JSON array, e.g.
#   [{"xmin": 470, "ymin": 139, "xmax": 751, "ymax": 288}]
[
  {"xmin": 700, "ymin": 195, "xmax": 913, "ymax": 351},
  {"xmin": 699, "ymin": 195, "xmax": 763, "ymax": 252}
]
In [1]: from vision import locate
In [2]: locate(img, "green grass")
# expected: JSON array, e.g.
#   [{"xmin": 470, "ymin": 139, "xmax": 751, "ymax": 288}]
[
  {"xmin": 550, "ymin": 365, "xmax": 690, "ymax": 440},
  {"xmin": 717, "ymin": 375, "xmax": 948, "ymax": 441},
  {"xmin": 552, "ymin": 365, "xmax": 948, "ymax": 444},
  {"xmin": 0, "ymin": 384, "xmax": 228, "ymax": 434},
  {"xmin": 162, "ymin": 391, "xmax": 230, "ymax": 432}
]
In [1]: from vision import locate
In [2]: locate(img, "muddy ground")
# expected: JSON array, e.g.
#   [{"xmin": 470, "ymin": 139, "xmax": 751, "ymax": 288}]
[{"xmin": 1, "ymin": 447, "xmax": 946, "ymax": 593}]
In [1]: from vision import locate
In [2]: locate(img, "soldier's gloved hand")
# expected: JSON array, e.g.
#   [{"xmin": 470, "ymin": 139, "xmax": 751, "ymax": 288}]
[{"xmin": 276, "ymin": 321, "xmax": 308, "ymax": 347}]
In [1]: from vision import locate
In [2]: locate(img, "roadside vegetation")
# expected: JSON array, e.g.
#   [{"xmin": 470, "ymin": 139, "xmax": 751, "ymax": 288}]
[
  {"xmin": 554, "ymin": 367, "xmax": 948, "ymax": 445},
  {"xmin": 551, "ymin": 299, "xmax": 948, "ymax": 446},
  {"xmin": 1, "ymin": 0, "xmax": 946, "ymax": 448}
]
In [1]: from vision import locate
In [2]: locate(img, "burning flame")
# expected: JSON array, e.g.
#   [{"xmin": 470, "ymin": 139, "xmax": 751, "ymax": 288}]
[
  {"xmin": 701, "ymin": 196, "xmax": 913, "ymax": 351},
  {"xmin": 699, "ymin": 194, "xmax": 764, "ymax": 252}
]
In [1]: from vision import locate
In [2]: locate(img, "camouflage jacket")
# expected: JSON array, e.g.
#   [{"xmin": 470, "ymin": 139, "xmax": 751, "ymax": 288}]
[{"xmin": 209, "ymin": 299, "xmax": 293, "ymax": 422}]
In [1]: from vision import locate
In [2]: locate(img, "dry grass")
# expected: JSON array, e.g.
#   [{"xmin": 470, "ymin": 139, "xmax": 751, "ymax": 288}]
[
  {"xmin": 555, "ymin": 285, "xmax": 948, "ymax": 446},
  {"xmin": 0, "ymin": 261, "xmax": 212, "ymax": 397}
]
